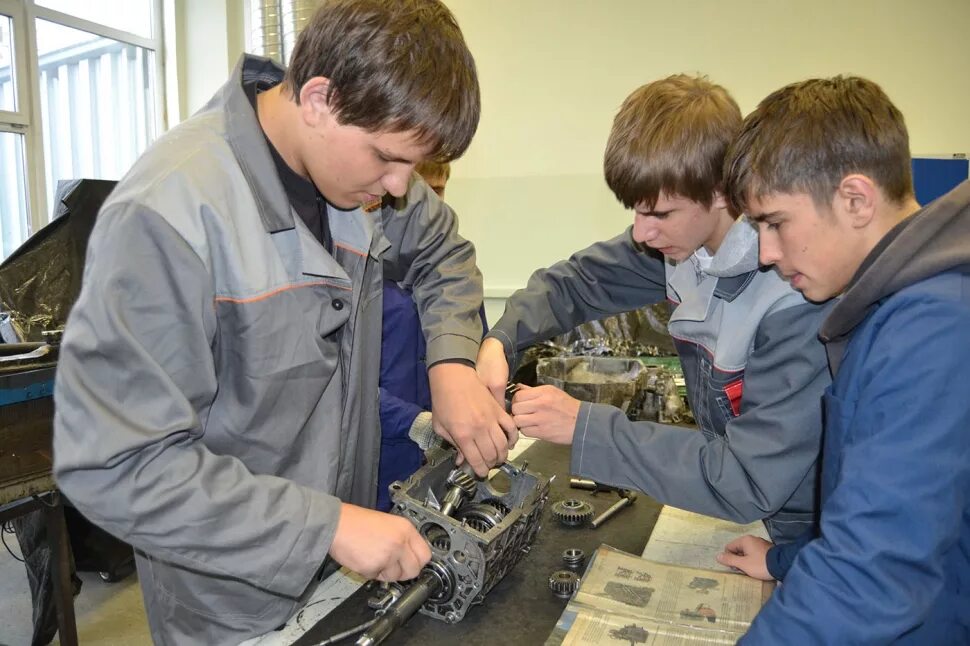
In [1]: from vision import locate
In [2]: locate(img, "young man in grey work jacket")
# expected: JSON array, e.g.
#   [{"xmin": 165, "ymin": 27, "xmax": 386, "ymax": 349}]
[
  {"xmin": 51, "ymin": 1, "xmax": 515, "ymax": 643},
  {"xmin": 477, "ymin": 75, "xmax": 830, "ymax": 544}
]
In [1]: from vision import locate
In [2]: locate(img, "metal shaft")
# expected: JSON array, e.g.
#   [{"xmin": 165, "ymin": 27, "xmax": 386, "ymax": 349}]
[
  {"xmin": 355, "ymin": 571, "xmax": 441, "ymax": 646},
  {"xmin": 590, "ymin": 492, "xmax": 636, "ymax": 529}
]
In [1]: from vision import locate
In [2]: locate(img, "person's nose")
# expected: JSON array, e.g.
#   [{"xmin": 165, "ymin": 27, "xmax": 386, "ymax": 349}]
[
  {"xmin": 382, "ymin": 166, "xmax": 413, "ymax": 198},
  {"xmin": 632, "ymin": 216, "xmax": 658, "ymax": 244},
  {"xmin": 758, "ymin": 232, "xmax": 782, "ymax": 267}
]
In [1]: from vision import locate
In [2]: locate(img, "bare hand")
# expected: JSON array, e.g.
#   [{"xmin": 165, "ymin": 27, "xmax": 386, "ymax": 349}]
[
  {"xmin": 476, "ymin": 337, "xmax": 510, "ymax": 406},
  {"xmin": 329, "ymin": 503, "xmax": 431, "ymax": 581},
  {"xmin": 511, "ymin": 384, "xmax": 581, "ymax": 444},
  {"xmin": 716, "ymin": 535, "xmax": 774, "ymax": 581},
  {"xmin": 429, "ymin": 363, "xmax": 517, "ymax": 477}
]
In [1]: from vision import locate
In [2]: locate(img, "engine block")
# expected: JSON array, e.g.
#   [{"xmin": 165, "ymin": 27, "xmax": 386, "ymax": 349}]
[{"xmin": 387, "ymin": 447, "xmax": 550, "ymax": 623}]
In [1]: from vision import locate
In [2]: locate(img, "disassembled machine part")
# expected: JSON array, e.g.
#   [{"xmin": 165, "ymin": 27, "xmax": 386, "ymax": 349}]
[
  {"xmin": 590, "ymin": 489, "xmax": 638, "ymax": 529},
  {"xmin": 568, "ymin": 477, "xmax": 613, "ymax": 492},
  {"xmin": 562, "ymin": 548, "xmax": 586, "ymax": 571},
  {"xmin": 355, "ymin": 448, "xmax": 550, "ymax": 646},
  {"xmin": 551, "ymin": 498, "xmax": 595, "ymax": 527},
  {"xmin": 549, "ymin": 570, "xmax": 580, "ymax": 599}
]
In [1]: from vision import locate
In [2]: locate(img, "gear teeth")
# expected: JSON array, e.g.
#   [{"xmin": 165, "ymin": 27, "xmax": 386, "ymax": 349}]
[
  {"xmin": 446, "ymin": 470, "xmax": 477, "ymax": 497},
  {"xmin": 480, "ymin": 498, "xmax": 511, "ymax": 516},
  {"xmin": 551, "ymin": 499, "xmax": 594, "ymax": 527},
  {"xmin": 549, "ymin": 570, "xmax": 580, "ymax": 599}
]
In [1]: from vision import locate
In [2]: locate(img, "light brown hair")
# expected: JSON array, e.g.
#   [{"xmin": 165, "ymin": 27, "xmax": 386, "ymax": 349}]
[
  {"xmin": 604, "ymin": 74, "xmax": 742, "ymax": 211},
  {"xmin": 284, "ymin": 0, "xmax": 480, "ymax": 162},
  {"xmin": 416, "ymin": 160, "xmax": 451, "ymax": 184},
  {"xmin": 724, "ymin": 76, "xmax": 914, "ymax": 215}
]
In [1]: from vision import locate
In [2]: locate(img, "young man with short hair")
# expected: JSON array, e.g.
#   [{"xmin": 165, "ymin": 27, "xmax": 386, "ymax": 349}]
[
  {"xmin": 477, "ymin": 75, "xmax": 830, "ymax": 544},
  {"xmin": 52, "ymin": 1, "xmax": 513, "ymax": 642},
  {"xmin": 717, "ymin": 76, "xmax": 970, "ymax": 643}
]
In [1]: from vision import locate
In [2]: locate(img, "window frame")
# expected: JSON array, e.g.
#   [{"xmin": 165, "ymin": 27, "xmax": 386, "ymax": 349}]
[{"xmin": 0, "ymin": 0, "xmax": 165, "ymax": 241}]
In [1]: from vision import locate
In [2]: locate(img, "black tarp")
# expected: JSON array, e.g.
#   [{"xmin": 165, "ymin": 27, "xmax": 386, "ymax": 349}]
[{"xmin": 0, "ymin": 179, "xmax": 116, "ymax": 342}]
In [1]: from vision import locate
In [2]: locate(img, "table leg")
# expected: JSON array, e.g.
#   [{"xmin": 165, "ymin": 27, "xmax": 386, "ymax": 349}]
[{"xmin": 45, "ymin": 492, "xmax": 78, "ymax": 646}]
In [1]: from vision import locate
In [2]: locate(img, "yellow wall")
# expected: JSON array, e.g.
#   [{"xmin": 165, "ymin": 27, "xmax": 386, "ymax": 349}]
[
  {"xmin": 438, "ymin": 0, "xmax": 970, "ymax": 312},
  {"xmin": 177, "ymin": 0, "xmax": 970, "ymax": 318}
]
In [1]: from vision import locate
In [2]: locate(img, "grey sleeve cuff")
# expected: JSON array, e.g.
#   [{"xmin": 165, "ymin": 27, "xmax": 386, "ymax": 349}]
[{"xmin": 408, "ymin": 411, "xmax": 442, "ymax": 450}]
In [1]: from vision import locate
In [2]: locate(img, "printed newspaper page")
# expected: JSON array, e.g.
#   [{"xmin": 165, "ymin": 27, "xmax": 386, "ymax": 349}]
[{"xmin": 548, "ymin": 545, "xmax": 768, "ymax": 645}]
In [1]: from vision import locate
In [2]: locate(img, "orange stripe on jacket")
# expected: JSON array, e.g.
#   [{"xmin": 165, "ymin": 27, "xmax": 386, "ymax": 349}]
[{"xmin": 215, "ymin": 280, "xmax": 352, "ymax": 304}]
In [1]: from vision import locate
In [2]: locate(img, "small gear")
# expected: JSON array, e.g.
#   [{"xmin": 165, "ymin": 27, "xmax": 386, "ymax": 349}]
[
  {"xmin": 549, "ymin": 570, "xmax": 580, "ymax": 599},
  {"xmin": 551, "ymin": 499, "xmax": 594, "ymax": 527},
  {"xmin": 562, "ymin": 547, "xmax": 586, "ymax": 571},
  {"xmin": 446, "ymin": 469, "xmax": 477, "ymax": 498}
]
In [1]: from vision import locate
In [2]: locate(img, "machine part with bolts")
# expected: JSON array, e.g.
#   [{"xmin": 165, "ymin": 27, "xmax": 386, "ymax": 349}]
[
  {"xmin": 551, "ymin": 498, "xmax": 595, "ymax": 527},
  {"xmin": 549, "ymin": 570, "xmax": 580, "ymax": 599},
  {"xmin": 590, "ymin": 490, "xmax": 638, "ymax": 529},
  {"xmin": 562, "ymin": 548, "xmax": 586, "ymax": 571},
  {"xmin": 356, "ymin": 447, "xmax": 550, "ymax": 645}
]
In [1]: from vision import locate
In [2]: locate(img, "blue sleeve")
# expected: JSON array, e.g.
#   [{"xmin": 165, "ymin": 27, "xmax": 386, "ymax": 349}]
[
  {"xmin": 379, "ymin": 387, "xmax": 425, "ymax": 441},
  {"xmin": 765, "ymin": 529, "xmax": 814, "ymax": 580},
  {"xmin": 741, "ymin": 294, "xmax": 970, "ymax": 644}
]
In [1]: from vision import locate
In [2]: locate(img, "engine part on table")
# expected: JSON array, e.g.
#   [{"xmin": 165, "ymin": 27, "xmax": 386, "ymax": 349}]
[
  {"xmin": 568, "ymin": 477, "xmax": 615, "ymax": 492},
  {"xmin": 562, "ymin": 548, "xmax": 586, "ymax": 571},
  {"xmin": 632, "ymin": 366, "xmax": 693, "ymax": 425},
  {"xmin": 551, "ymin": 499, "xmax": 594, "ymax": 527},
  {"xmin": 537, "ymin": 356, "xmax": 644, "ymax": 417},
  {"xmin": 356, "ymin": 448, "xmax": 550, "ymax": 645},
  {"xmin": 590, "ymin": 490, "xmax": 638, "ymax": 529},
  {"xmin": 548, "ymin": 570, "xmax": 580, "ymax": 599},
  {"xmin": 553, "ymin": 305, "xmax": 676, "ymax": 358}
]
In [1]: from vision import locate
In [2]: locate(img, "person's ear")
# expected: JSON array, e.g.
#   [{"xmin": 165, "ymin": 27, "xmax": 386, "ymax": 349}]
[
  {"xmin": 711, "ymin": 190, "xmax": 728, "ymax": 211},
  {"xmin": 299, "ymin": 76, "xmax": 334, "ymax": 128},
  {"xmin": 834, "ymin": 175, "xmax": 878, "ymax": 229}
]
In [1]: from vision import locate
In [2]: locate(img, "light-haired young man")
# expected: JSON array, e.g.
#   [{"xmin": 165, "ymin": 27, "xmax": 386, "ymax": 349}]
[
  {"xmin": 52, "ymin": 1, "xmax": 514, "ymax": 642},
  {"xmin": 477, "ymin": 75, "xmax": 831, "ymax": 544},
  {"xmin": 717, "ymin": 76, "xmax": 970, "ymax": 643}
]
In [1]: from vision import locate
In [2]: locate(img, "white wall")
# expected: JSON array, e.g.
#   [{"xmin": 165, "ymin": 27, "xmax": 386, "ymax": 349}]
[
  {"xmin": 166, "ymin": 0, "xmax": 245, "ymax": 124},
  {"xmin": 439, "ymin": 0, "xmax": 970, "ymax": 315},
  {"xmin": 176, "ymin": 0, "xmax": 970, "ymax": 318}
]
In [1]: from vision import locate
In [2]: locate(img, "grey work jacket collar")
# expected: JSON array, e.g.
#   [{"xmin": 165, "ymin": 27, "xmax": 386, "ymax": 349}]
[
  {"xmin": 218, "ymin": 54, "xmax": 365, "ymax": 280},
  {"xmin": 668, "ymin": 216, "xmax": 761, "ymax": 321}
]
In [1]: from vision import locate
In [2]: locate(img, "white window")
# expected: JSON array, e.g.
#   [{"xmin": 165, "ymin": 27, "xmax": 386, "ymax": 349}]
[{"xmin": 0, "ymin": 0, "xmax": 164, "ymax": 260}]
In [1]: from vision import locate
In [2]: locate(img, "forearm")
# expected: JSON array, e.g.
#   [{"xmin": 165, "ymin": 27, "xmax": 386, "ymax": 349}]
[
  {"xmin": 382, "ymin": 180, "xmax": 484, "ymax": 364},
  {"xmin": 572, "ymin": 403, "xmax": 803, "ymax": 523},
  {"xmin": 488, "ymin": 229, "xmax": 666, "ymax": 364}
]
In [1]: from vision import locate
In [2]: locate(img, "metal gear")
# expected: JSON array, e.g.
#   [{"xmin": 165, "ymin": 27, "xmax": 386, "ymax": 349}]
[
  {"xmin": 549, "ymin": 570, "xmax": 580, "ymax": 599},
  {"xmin": 446, "ymin": 469, "xmax": 477, "ymax": 497},
  {"xmin": 551, "ymin": 499, "xmax": 594, "ymax": 527},
  {"xmin": 562, "ymin": 548, "xmax": 586, "ymax": 571}
]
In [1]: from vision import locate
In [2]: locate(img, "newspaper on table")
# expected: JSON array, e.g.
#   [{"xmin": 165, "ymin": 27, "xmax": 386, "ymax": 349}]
[{"xmin": 546, "ymin": 545, "xmax": 774, "ymax": 645}]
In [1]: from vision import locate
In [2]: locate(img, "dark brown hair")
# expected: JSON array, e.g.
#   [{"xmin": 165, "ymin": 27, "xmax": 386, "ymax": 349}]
[
  {"xmin": 724, "ymin": 76, "xmax": 913, "ymax": 215},
  {"xmin": 284, "ymin": 0, "xmax": 480, "ymax": 162},
  {"xmin": 604, "ymin": 74, "xmax": 742, "ymax": 211}
]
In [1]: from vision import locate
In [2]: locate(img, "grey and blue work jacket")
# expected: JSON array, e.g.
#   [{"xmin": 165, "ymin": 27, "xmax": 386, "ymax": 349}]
[
  {"xmin": 52, "ymin": 55, "xmax": 485, "ymax": 645},
  {"xmin": 488, "ymin": 218, "xmax": 830, "ymax": 543}
]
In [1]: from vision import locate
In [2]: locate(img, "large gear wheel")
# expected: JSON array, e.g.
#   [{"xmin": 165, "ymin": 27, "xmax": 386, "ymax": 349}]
[
  {"xmin": 551, "ymin": 499, "xmax": 594, "ymax": 527},
  {"xmin": 549, "ymin": 570, "xmax": 580, "ymax": 599}
]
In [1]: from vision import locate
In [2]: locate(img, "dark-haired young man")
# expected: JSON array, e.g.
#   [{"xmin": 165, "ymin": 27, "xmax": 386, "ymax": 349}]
[
  {"xmin": 717, "ymin": 76, "xmax": 970, "ymax": 643},
  {"xmin": 477, "ymin": 75, "xmax": 830, "ymax": 545},
  {"xmin": 52, "ymin": 1, "xmax": 513, "ymax": 642}
]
